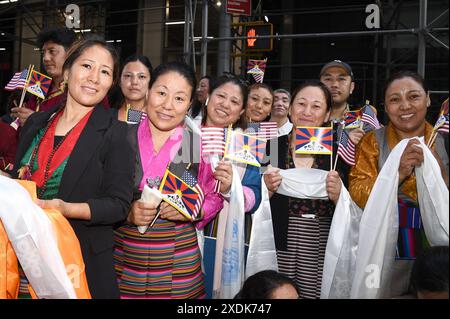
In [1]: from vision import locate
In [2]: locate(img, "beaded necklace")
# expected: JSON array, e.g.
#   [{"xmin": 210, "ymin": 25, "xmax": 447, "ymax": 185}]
[
  {"xmin": 19, "ymin": 108, "xmax": 92, "ymax": 198},
  {"xmin": 25, "ymin": 110, "xmax": 69, "ymax": 197}
]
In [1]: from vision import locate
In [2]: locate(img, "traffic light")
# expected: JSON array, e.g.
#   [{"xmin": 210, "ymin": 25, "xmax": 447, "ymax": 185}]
[{"xmin": 244, "ymin": 23, "xmax": 273, "ymax": 52}]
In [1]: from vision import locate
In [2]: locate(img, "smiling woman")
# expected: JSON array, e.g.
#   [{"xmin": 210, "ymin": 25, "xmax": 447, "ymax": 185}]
[
  {"xmin": 262, "ymin": 81, "xmax": 343, "ymax": 299},
  {"xmin": 245, "ymin": 83, "xmax": 274, "ymax": 123},
  {"xmin": 349, "ymin": 71, "xmax": 449, "ymax": 297},
  {"xmin": 12, "ymin": 38, "xmax": 135, "ymax": 299},
  {"xmin": 202, "ymin": 76, "xmax": 248, "ymax": 130},
  {"xmin": 113, "ymin": 61, "xmax": 224, "ymax": 299},
  {"xmin": 199, "ymin": 75, "xmax": 262, "ymax": 298}
]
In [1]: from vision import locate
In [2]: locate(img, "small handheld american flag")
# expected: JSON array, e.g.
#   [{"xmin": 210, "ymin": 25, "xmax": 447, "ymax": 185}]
[
  {"xmin": 127, "ymin": 108, "xmax": 146, "ymax": 124},
  {"xmin": 201, "ymin": 126, "xmax": 226, "ymax": 156},
  {"xmin": 361, "ymin": 101, "xmax": 381, "ymax": 132},
  {"xmin": 4, "ymin": 69, "xmax": 29, "ymax": 91},
  {"xmin": 181, "ymin": 169, "xmax": 205, "ymax": 218},
  {"xmin": 336, "ymin": 129, "xmax": 356, "ymax": 166},
  {"xmin": 436, "ymin": 98, "xmax": 449, "ymax": 134},
  {"xmin": 246, "ymin": 121, "xmax": 278, "ymax": 140}
]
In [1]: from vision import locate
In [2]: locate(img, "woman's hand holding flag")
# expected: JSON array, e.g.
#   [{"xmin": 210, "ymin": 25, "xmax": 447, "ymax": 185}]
[
  {"xmin": 127, "ymin": 199, "xmax": 159, "ymax": 226},
  {"xmin": 213, "ymin": 159, "xmax": 233, "ymax": 194},
  {"xmin": 326, "ymin": 171, "xmax": 342, "ymax": 205}
]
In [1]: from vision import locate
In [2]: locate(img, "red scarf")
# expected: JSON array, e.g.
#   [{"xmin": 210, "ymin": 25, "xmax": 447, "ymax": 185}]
[{"xmin": 32, "ymin": 109, "xmax": 93, "ymax": 188}]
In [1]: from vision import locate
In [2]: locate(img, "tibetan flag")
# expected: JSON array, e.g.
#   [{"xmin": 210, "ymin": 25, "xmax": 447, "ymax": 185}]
[
  {"xmin": 201, "ymin": 126, "xmax": 226, "ymax": 156},
  {"xmin": 159, "ymin": 169, "xmax": 203, "ymax": 221},
  {"xmin": 435, "ymin": 98, "xmax": 449, "ymax": 134},
  {"xmin": 337, "ymin": 130, "xmax": 356, "ymax": 166},
  {"xmin": 224, "ymin": 130, "xmax": 266, "ymax": 167},
  {"xmin": 246, "ymin": 121, "xmax": 278, "ymax": 140},
  {"xmin": 361, "ymin": 101, "xmax": 381, "ymax": 132},
  {"xmin": 247, "ymin": 59, "xmax": 267, "ymax": 83},
  {"xmin": 4, "ymin": 69, "xmax": 28, "ymax": 91},
  {"xmin": 26, "ymin": 70, "xmax": 52, "ymax": 99},
  {"xmin": 180, "ymin": 169, "xmax": 205, "ymax": 216},
  {"xmin": 344, "ymin": 110, "xmax": 362, "ymax": 129},
  {"xmin": 295, "ymin": 126, "xmax": 333, "ymax": 155}
]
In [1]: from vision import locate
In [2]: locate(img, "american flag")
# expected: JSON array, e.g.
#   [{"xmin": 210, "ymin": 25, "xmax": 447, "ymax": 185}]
[
  {"xmin": 435, "ymin": 98, "xmax": 449, "ymax": 134},
  {"xmin": 127, "ymin": 108, "xmax": 147, "ymax": 124},
  {"xmin": 4, "ymin": 69, "xmax": 28, "ymax": 91},
  {"xmin": 247, "ymin": 59, "xmax": 267, "ymax": 83},
  {"xmin": 181, "ymin": 169, "xmax": 205, "ymax": 218},
  {"xmin": 361, "ymin": 102, "xmax": 381, "ymax": 132},
  {"xmin": 337, "ymin": 129, "xmax": 356, "ymax": 166},
  {"xmin": 246, "ymin": 121, "xmax": 278, "ymax": 140},
  {"xmin": 201, "ymin": 126, "xmax": 226, "ymax": 155}
]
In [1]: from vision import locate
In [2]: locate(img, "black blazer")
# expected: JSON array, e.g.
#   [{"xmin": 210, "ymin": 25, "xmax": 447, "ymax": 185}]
[{"xmin": 14, "ymin": 104, "xmax": 135, "ymax": 299}]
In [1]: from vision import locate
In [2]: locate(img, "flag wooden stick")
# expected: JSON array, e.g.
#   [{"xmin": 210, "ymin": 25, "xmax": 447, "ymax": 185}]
[
  {"xmin": 18, "ymin": 64, "xmax": 34, "ymax": 109},
  {"xmin": 217, "ymin": 124, "xmax": 233, "ymax": 192},
  {"xmin": 359, "ymin": 117, "xmax": 365, "ymax": 130},
  {"xmin": 428, "ymin": 131, "xmax": 438, "ymax": 149},
  {"xmin": 427, "ymin": 129, "xmax": 437, "ymax": 148},
  {"xmin": 330, "ymin": 143, "xmax": 333, "ymax": 172},
  {"xmin": 332, "ymin": 152, "xmax": 339, "ymax": 172},
  {"xmin": 150, "ymin": 207, "xmax": 161, "ymax": 227},
  {"xmin": 333, "ymin": 122, "xmax": 345, "ymax": 171}
]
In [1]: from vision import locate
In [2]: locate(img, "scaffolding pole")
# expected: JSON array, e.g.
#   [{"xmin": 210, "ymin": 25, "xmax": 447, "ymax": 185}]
[
  {"xmin": 418, "ymin": 0, "xmax": 427, "ymax": 77},
  {"xmin": 217, "ymin": 3, "xmax": 231, "ymax": 76},
  {"xmin": 200, "ymin": 0, "xmax": 208, "ymax": 77},
  {"xmin": 207, "ymin": 28, "xmax": 420, "ymax": 42},
  {"xmin": 183, "ymin": 0, "xmax": 192, "ymax": 65}
]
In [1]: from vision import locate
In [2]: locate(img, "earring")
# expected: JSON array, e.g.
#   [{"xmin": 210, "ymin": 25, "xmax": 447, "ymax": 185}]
[{"xmin": 61, "ymin": 79, "xmax": 68, "ymax": 90}]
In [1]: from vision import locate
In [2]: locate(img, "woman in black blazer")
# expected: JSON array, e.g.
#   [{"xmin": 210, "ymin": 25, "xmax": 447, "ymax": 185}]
[{"xmin": 12, "ymin": 38, "xmax": 134, "ymax": 298}]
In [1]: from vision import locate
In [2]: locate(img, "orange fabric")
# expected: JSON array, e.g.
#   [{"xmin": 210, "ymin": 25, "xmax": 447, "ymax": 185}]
[
  {"xmin": 349, "ymin": 122, "xmax": 435, "ymax": 209},
  {"xmin": 0, "ymin": 221, "xmax": 19, "ymax": 299},
  {"xmin": 44, "ymin": 209, "xmax": 91, "ymax": 299},
  {"xmin": 0, "ymin": 180, "xmax": 91, "ymax": 299}
]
